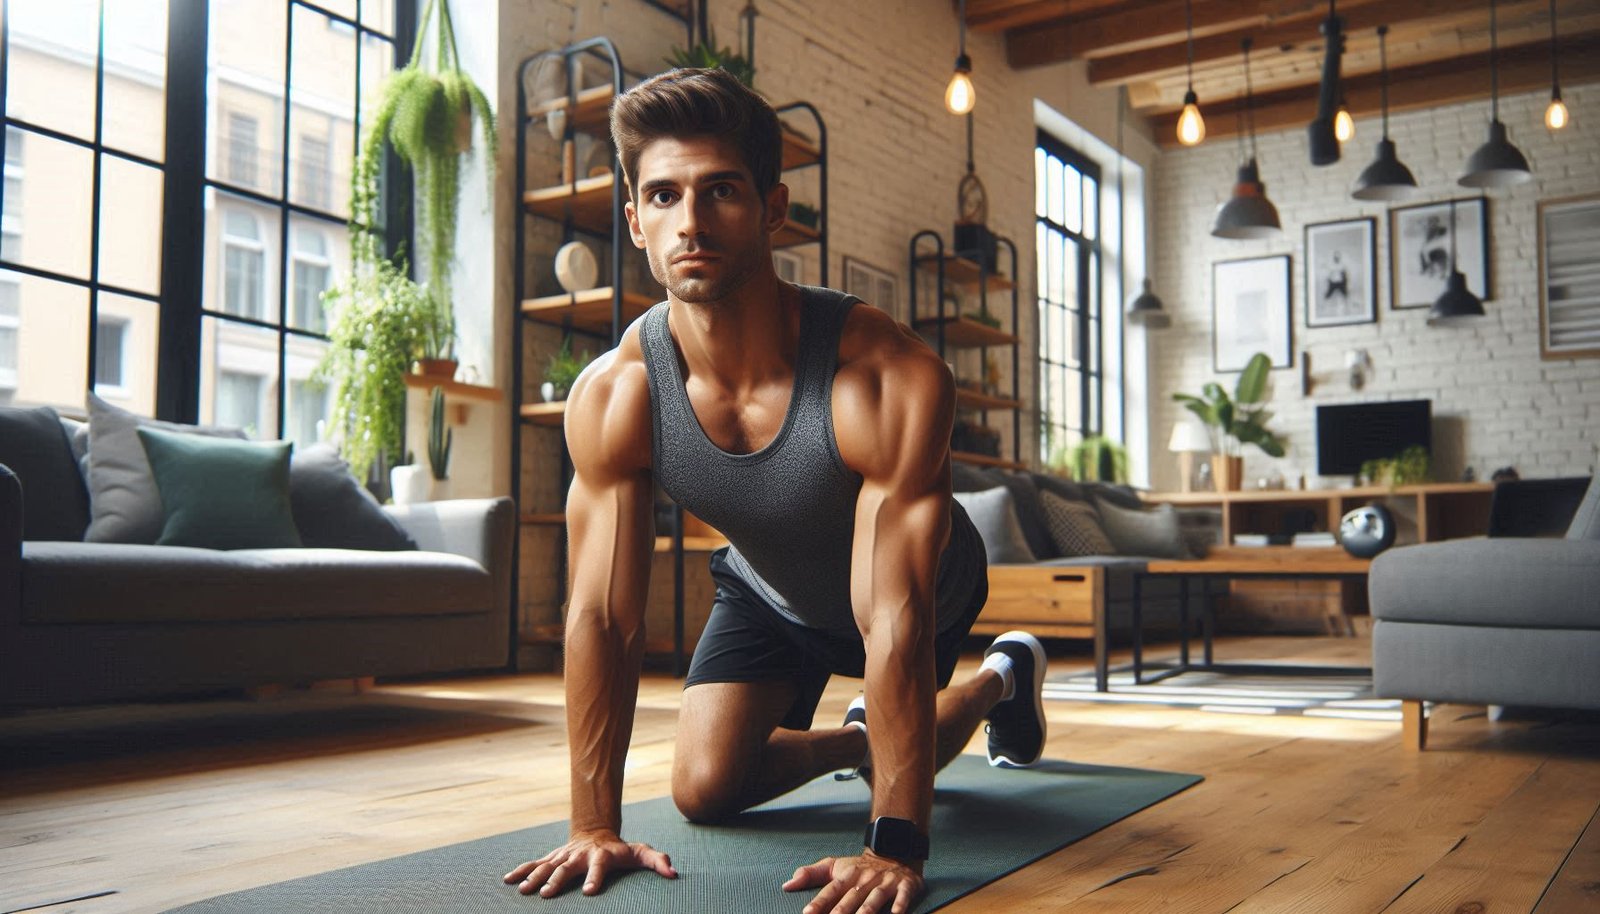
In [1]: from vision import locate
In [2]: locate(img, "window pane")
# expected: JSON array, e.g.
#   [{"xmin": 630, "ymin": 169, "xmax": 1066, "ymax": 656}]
[
  {"xmin": 8, "ymin": 131, "xmax": 94, "ymax": 280},
  {"xmin": 1083, "ymin": 175, "xmax": 1098, "ymax": 241},
  {"xmin": 203, "ymin": 316, "xmax": 280, "ymax": 439},
  {"xmin": 1045, "ymin": 231, "xmax": 1061, "ymax": 305},
  {"xmin": 208, "ymin": 0, "xmax": 287, "ymax": 194},
  {"xmin": 360, "ymin": 0, "xmax": 394, "ymax": 34},
  {"xmin": 206, "ymin": 191, "xmax": 282, "ymax": 324},
  {"xmin": 286, "ymin": 335, "xmax": 332, "ymax": 448},
  {"xmin": 1063, "ymin": 165, "xmax": 1081, "ymax": 235},
  {"xmin": 95, "ymin": 293, "xmax": 159, "ymax": 412},
  {"xmin": 1033, "ymin": 148, "xmax": 1045, "ymax": 219},
  {"xmin": 98, "ymin": 154, "xmax": 165, "ymax": 296},
  {"xmin": 290, "ymin": 4, "xmax": 357, "ymax": 218},
  {"xmin": 102, "ymin": 0, "xmax": 169, "ymax": 162},
  {"xmin": 356, "ymin": 31, "xmax": 395, "ymax": 229},
  {"xmin": 5, "ymin": 0, "xmax": 99, "ymax": 142},
  {"xmin": 289, "ymin": 216, "xmax": 343, "ymax": 333},
  {"xmin": 1046, "ymin": 156, "xmax": 1062, "ymax": 228},
  {"xmin": 94, "ymin": 318, "xmax": 127, "ymax": 389},
  {"xmin": 2, "ymin": 270, "xmax": 89, "ymax": 409},
  {"xmin": 317, "ymin": 0, "xmax": 358, "ymax": 19}
]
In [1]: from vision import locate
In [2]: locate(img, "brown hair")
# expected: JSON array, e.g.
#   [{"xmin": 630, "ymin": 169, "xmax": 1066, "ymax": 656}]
[{"xmin": 609, "ymin": 67, "xmax": 782, "ymax": 202}]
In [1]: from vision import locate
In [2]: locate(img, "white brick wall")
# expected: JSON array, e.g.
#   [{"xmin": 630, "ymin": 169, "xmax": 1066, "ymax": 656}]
[{"xmin": 1148, "ymin": 83, "xmax": 1600, "ymax": 492}]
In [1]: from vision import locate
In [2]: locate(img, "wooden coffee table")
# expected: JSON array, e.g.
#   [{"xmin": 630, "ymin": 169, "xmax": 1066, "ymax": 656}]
[{"xmin": 1129, "ymin": 548, "xmax": 1373, "ymax": 685}]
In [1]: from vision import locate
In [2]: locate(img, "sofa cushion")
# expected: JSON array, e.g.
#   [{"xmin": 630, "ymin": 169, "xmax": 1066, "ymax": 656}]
[
  {"xmin": 951, "ymin": 462, "xmax": 993, "ymax": 493},
  {"xmin": 1039, "ymin": 490, "xmax": 1115, "ymax": 557},
  {"xmin": 952, "ymin": 487, "xmax": 1035, "ymax": 564},
  {"xmin": 1030, "ymin": 472, "xmax": 1085, "ymax": 504},
  {"xmin": 291, "ymin": 444, "xmax": 417, "ymax": 550},
  {"xmin": 1370, "ymin": 538, "xmax": 1600, "ymax": 630},
  {"xmin": 137, "ymin": 427, "xmax": 303, "ymax": 550},
  {"xmin": 980, "ymin": 469, "xmax": 1057, "ymax": 560},
  {"xmin": 1093, "ymin": 497, "xmax": 1190, "ymax": 559},
  {"xmin": 1568, "ymin": 474, "xmax": 1600, "ymax": 541},
  {"xmin": 19, "ymin": 542, "xmax": 490, "ymax": 624},
  {"xmin": 0, "ymin": 405, "xmax": 90, "ymax": 542},
  {"xmin": 84, "ymin": 392, "xmax": 248, "ymax": 543}
]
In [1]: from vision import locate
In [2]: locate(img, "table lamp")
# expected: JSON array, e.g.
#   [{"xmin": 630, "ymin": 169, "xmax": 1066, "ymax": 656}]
[{"xmin": 1168, "ymin": 420, "xmax": 1211, "ymax": 493}]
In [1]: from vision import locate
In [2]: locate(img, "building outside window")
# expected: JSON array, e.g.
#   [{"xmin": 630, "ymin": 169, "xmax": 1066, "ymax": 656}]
[
  {"xmin": 298, "ymin": 134, "xmax": 331, "ymax": 211},
  {"xmin": 291, "ymin": 224, "xmax": 330, "ymax": 332},
  {"xmin": 226, "ymin": 111, "xmax": 259, "ymax": 188},
  {"xmin": 94, "ymin": 317, "xmax": 129, "ymax": 393},
  {"xmin": 0, "ymin": 277, "xmax": 17, "ymax": 404},
  {"xmin": 217, "ymin": 369, "xmax": 265, "ymax": 437},
  {"xmin": 288, "ymin": 378, "xmax": 327, "ymax": 446},
  {"xmin": 2, "ymin": 126, "xmax": 21, "ymax": 262},
  {"xmin": 222, "ymin": 208, "xmax": 265, "ymax": 320}
]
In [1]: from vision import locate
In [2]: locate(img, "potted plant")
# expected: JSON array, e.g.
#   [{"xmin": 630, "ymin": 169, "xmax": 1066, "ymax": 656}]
[
  {"xmin": 427, "ymin": 385, "xmax": 452, "ymax": 500},
  {"xmin": 541, "ymin": 337, "xmax": 592, "ymax": 403},
  {"xmin": 349, "ymin": 0, "xmax": 496, "ymax": 377},
  {"xmin": 666, "ymin": 33, "xmax": 756, "ymax": 86},
  {"xmin": 1171, "ymin": 352, "xmax": 1286, "ymax": 491},
  {"xmin": 1051, "ymin": 435, "xmax": 1130, "ymax": 484},
  {"xmin": 1362, "ymin": 445, "xmax": 1431, "ymax": 487}
]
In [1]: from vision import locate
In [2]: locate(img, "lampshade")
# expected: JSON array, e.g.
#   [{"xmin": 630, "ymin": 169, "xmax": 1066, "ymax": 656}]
[
  {"xmin": 1212, "ymin": 159, "xmax": 1281, "ymax": 239},
  {"xmin": 1427, "ymin": 270, "xmax": 1486, "ymax": 325},
  {"xmin": 1459, "ymin": 119, "xmax": 1531, "ymax": 187},
  {"xmin": 1168, "ymin": 420, "xmax": 1211, "ymax": 453},
  {"xmin": 1127, "ymin": 279, "xmax": 1171, "ymax": 328},
  {"xmin": 1352, "ymin": 138, "xmax": 1419, "ymax": 201}
]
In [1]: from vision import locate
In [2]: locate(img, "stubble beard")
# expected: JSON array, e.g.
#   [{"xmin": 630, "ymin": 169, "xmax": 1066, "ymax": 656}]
[{"xmin": 646, "ymin": 235, "xmax": 769, "ymax": 307}]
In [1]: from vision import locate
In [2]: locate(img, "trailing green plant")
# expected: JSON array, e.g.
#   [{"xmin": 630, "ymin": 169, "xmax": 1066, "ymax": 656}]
[
  {"xmin": 545, "ymin": 336, "xmax": 594, "ymax": 397},
  {"xmin": 349, "ymin": 0, "xmax": 496, "ymax": 361},
  {"xmin": 666, "ymin": 31, "xmax": 756, "ymax": 86},
  {"xmin": 427, "ymin": 385, "xmax": 452, "ymax": 481},
  {"xmin": 1361, "ymin": 445, "xmax": 1431, "ymax": 486},
  {"xmin": 1171, "ymin": 352, "xmax": 1287, "ymax": 458},
  {"xmin": 1051, "ymin": 435, "xmax": 1130, "ymax": 483}
]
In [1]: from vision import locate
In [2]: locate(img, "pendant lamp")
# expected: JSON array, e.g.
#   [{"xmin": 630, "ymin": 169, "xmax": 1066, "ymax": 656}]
[
  {"xmin": 945, "ymin": 0, "xmax": 975, "ymax": 115},
  {"xmin": 1546, "ymin": 0, "xmax": 1569, "ymax": 130},
  {"xmin": 1212, "ymin": 38, "xmax": 1281, "ymax": 240},
  {"xmin": 1460, "ymin": 0, "xmax": 1531, "ymax": 187},
  {"xmin": 1352, "ymin": 25, "xmax": 1419, "ymax": 201},
  {"xmin": 1428, "ymin": 198, "xmax": 1486, "ymax": 325},
  {"xmin": 1118, "ymin": 88, "xmax": 1169, "ymax": 328},
  {"xmin": 1176, "ymin": 0, "xmax": 1205, "ymax": 146}
]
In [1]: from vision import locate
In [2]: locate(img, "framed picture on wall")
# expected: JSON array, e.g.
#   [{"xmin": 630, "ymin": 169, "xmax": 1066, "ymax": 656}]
[
  {"xmin": 772, "ymin": 250, "xmax": 803, "ymax": 285},
  {"xmin": 1213, "ymin": 254, "xmax": 1292, "ymax": 373},
  {"xmin": 843, "ymin": 256, "xmax": 899, "ymax": 322},
  {"xmin": 1390, "ymin": 197, "xmax": 1490, "ymax": 309},
  {"xmin": 1538, "ymin": 192, "xmax": 1600, "ymax": 360},
  {"xmin": 1305, "ymin": 218, "xmax": 1376, "ymax": 327}
]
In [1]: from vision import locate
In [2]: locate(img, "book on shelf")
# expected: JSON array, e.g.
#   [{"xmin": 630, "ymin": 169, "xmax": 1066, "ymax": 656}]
[
  {"xmin": 1292, "ymin": 532, "xmax": 1338, "ymax": 547},
  {"xmin": 1233, "ymin": 533, "xmax": 1272, "ymax": 547}
]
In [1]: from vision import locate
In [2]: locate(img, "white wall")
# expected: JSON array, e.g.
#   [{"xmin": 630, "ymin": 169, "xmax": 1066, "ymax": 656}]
[{"xmin": 1147, "ymin": 83, "xmax": 1600, "ymax": 492}]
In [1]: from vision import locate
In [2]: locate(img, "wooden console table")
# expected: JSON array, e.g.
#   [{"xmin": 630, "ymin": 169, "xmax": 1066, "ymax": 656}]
[{"xmin": 1149, "ymin": 482, "xmax": 1495, "ymax": 545}]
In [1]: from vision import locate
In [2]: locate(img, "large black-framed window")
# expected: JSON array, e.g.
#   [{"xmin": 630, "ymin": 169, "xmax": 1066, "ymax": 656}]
[
  {"xmin": 1034, "ymin": 131, "xmax": 1102, "ymax": 464},
  {"xmin": 0, "ymin": 0, "xmax": 411, "ymax": 439}
]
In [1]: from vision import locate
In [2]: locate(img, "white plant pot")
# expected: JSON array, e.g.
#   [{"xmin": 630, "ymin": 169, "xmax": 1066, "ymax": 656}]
[
  {"xmin": 541, "ymin": 381, "xmax": 556, "ymax": 402},
  {"xmin": 390, "ymin": 464, "xmax": 431, "ymax": 505}
]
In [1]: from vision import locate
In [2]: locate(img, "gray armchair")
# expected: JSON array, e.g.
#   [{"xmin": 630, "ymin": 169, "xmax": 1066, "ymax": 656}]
[{"xmin": 1370, "ymin": 474, "xmax": 1600, "ymax": 749}]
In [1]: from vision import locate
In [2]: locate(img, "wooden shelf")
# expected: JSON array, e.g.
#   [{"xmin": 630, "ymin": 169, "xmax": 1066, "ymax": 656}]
[
  {"xmin": 522, "ymin": 173, "xmax": 617, "ymax": 234},
  {"xmin": 915, "ymin": 254, "xmax": 1015, "ymax": 292},
  {"xmin": 520, "ymin": 401, "xmax": 566, "ymax": 426},
  {"xmin": 953, "ymin": 451, "xmax": 1026, "ymax": 471},
  {"xmin": 520, "ymin": 513, "xmax": 566, "ymax": 526},
  {"xmin": 781, "ymin": 128, "xmax": 821, "ymax": 170},
  {"xmin": 913, "ymin": 316, "xmax": 1019, "ymax": 349},
  {"xmin": 774, "ymin": 220, "xmax": 821, "ymax": 250},
  {"xmin": 955, "ymin": 388, "xmax": 1022, "ymax": 412},
  {"xmin": 522, "ymin": 287, "xmax": 657, "ymax": 333},
  {"xmin": 528, "ymin": 84, "xmax": 614, "ymax": 136},
  {"xmin": 402, "ymin": 374, "xmax": 502, "ymax": 401},
  {"xmin": 655, "ymin": 535, "xmax": 728, "ymax": 552}
]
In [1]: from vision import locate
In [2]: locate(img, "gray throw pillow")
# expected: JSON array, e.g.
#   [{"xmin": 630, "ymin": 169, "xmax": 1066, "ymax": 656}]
[
  {"xmin": 951, "ymin": 462, "xmax": 993, "ymax": 493},
  {"xmin": 83, "ymin": 392, "xmax": 248, "ymax": 543},
  {"xmin": 1039, "ymin": 490, "xmax": 1115, "ymax": 557},
  {"xmin": 291, "ymin": 444, "xmax": 417, "ymax": 550},
  {"xmin": 1093, "ymin": 497, "xmax": 1190, "ymax": 559},
  {"xmin": 952, "ymin": 487, "xmax": 1036, "ymax": 565},
  {"xmin": 977, "ymin": 469, "xmax": 1057, "ymax": 560},
  {"xmin": 0, "ymin": 405, "xmax": 91, "ymax": 541},
  {"xmin": 1030, "ymin": 471, "xmax": 1085, "ymax": 505},
  {"xmin": 1568, "ymin": 474, "xmax": 1600, "ymax": 541},
  {"xmin": 1082, "ymin": 481, "xmax": 1145, "ymax": 511}
]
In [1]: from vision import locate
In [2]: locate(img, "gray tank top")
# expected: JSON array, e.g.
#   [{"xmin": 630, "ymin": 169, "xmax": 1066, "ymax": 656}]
[{"xmin": 639, "ymin": 284, "xmax": 984, "ymax": 634}]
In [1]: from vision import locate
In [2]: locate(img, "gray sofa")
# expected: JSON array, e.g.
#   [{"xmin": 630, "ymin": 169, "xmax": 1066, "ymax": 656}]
[
  {"xmin": 0, "ymin": 409, "xmax": 514, "ymax": 710},
  {"xmin": 1370, "ymin": 473, "xmax": 1600, "ymax": 748}
]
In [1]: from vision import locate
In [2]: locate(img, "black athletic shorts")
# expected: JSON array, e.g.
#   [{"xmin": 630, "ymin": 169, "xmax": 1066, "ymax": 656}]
[{"xmin": 683, "ymin": 547, "xmax": 989, "ymax": 731}]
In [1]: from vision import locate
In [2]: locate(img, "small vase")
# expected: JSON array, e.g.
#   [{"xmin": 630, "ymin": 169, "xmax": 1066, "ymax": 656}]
[
  {"xmin": 414, "ymin": 358, "xmax": 458, "ymax": 381},
  {"xmin": 541, "ymin": 381, "xmax": 556, "ymax": 402},
  {"xmin": 1211, "ymin": 455, "xmax": 1244, "ymax": 492},
  {"xmin": 390, "ymin": 464, "xmax": 431, "ymax": 505}
]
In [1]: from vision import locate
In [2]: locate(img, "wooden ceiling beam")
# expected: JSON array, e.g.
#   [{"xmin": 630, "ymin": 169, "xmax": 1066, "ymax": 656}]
[
  {"xmin": 1146, "ymin": 32, "xmax": 1600, "ymax": 147},
  {"xmin": 966, "ymin": 0, "xmax": 1145, "ymax": 34}
]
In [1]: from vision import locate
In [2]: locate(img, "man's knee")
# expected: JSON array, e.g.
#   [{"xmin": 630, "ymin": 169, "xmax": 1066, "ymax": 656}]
[{"xmin": 671, "ymin": 758, "xmax": 745, "ymax": 823}]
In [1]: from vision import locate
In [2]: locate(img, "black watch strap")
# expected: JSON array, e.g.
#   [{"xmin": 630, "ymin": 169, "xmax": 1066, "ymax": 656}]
[{"xmin": 863, "ymin": 816, "xmax": 929, "ymax": 862}]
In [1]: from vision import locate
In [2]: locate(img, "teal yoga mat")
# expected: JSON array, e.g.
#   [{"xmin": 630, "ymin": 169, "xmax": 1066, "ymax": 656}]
[{"xmin": 165, "ymin": 755, "xmax": 1200, "ymax": 913}]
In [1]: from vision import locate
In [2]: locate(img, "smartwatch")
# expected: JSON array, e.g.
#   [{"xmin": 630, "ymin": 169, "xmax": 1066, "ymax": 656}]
[{"xmin": 863, "ymin": 816, "xmax": 929, "ymax": 862}]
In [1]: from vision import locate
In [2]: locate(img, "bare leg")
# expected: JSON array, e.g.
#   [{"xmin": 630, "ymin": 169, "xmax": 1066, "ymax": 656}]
[{"xmin": 933, "ymin": 668, "xmax": 1005, "ymax": 770}]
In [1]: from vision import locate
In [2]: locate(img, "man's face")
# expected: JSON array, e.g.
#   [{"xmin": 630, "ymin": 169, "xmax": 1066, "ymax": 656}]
[{"xmin": 624, "ymin": 134, "xmax": 787, "ymax": 305}]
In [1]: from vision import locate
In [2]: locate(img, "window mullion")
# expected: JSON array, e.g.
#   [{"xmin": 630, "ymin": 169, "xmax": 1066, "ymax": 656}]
[{"xmin": 156, "ymin": 0, "xmax": 211, "ymax": 424}]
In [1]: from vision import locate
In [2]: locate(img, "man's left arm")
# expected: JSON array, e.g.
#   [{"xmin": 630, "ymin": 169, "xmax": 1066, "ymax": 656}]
[{"xmin": 783, "ymin": 343, "xmax": 954, "ymax": 914}]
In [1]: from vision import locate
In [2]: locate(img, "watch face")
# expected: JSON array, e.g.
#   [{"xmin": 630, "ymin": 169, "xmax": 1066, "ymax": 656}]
[{"xmin": 866, "ymin": 816, "xmax": 928, "ymax": 860}]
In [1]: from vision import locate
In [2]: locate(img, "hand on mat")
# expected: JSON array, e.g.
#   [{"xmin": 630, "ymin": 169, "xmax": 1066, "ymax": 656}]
[
  {"xmin": 503, "ymin": 830, "xmax": 677, "ymax": 898},
  {"xmin": 783, "ymin": 852, "xmax": 926, "ymax": 914}
]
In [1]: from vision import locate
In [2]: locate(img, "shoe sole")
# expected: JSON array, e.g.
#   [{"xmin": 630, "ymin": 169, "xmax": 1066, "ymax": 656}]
[{"xmin": 987, "ymin": 631, "xmax": 1047, "ymax": 768}]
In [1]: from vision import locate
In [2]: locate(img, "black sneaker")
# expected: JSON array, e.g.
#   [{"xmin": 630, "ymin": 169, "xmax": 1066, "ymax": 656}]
[
  {"xmin": 834, "ymin": 696, "xmax": 871, "ymax": 782},
  {"xmin": 984, "ymin": 631, "xmax": 1047, "ymax": 768}
]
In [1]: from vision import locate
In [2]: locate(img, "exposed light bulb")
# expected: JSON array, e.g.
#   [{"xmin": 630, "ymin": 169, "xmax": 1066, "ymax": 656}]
[
  {"xmin": 945, "ymin": 62, "xmax": 975, "ymax": 115},
  {"xmin": 1335, "ymin": 105, "xmax": 1355, "ymax": 142},
  {"xmin": 1546, "ymin": 94, "xmax": 1569, "ymax": 130},
  {"xmin": 1177, "ymin": 90, "xmax": 1205, "ymax": 146}
]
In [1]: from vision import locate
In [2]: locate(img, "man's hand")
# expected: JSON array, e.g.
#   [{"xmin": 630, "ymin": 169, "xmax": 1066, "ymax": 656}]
[
  {"xmin": 782, "ymin": 852, "xmax": 926, "ymax": 914},
  {"xmin": 503, "ymin": 830, "xmax": 676, "ymax": 898}
]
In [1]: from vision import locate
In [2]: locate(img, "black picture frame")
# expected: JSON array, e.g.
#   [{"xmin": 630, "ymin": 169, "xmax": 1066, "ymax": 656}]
[
  {"xmin": 1304, "ymin": 217, "xmax": 1377, "ymax": 327},
  {"xmin": 1389, "ymin": 196, "xmax": 1491, "ymax": 310},
  {"xmin": 1213, "ymin": 254, "xmax": 1292, "ymax": 373}
]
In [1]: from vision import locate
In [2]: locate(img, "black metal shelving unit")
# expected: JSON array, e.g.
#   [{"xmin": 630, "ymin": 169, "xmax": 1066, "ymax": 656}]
[
  {"xmin": 510, "ymin": 38, "xmax": 829, "ymax": 674},
  {"xmin": 907, "ymin": 231, "xmax": 1023, "ymax": 471}
]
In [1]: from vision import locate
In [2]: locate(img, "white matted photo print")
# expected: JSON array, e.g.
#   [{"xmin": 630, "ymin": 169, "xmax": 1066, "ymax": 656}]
[
  {"xmin": 1390, "ymin": 197, "xmax": 1489, "ymax": 309},
  {"xmin": 1213, "ymin": 254, "xmax": 1292, "ymax": 373},
  {"xmin": 1305, "ymin": 218, "xmax": 1376, "ymax": 327},
  {"xmin": 843, "ymin": 256, "xmax": 900, "ymax": 322}
]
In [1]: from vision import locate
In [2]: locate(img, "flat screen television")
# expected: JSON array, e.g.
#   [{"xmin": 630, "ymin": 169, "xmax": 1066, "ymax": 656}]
[{"xmin": 1316, "ymin": 400, "xmax": 1432, "ymax": 476}]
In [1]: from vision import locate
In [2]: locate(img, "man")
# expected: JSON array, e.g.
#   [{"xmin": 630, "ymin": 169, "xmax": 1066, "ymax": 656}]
[{"xmin": 503, "ymin": 68, "xmax": 1048, "ymax": 914}]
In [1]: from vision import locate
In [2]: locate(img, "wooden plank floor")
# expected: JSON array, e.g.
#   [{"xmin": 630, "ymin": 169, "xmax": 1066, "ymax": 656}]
[{"xmin": 2, "ymin": 634, "xmax": 1598, "ymax": 914}]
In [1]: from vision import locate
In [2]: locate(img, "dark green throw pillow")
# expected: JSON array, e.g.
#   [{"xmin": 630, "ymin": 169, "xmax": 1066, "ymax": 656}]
[{"xmin": 135, "ymin": 427, "xmax": 302, "ymax": 550}]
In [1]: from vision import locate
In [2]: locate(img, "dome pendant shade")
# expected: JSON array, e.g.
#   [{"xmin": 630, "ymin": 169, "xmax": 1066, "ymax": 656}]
[
  {"xmin": 1428, "ymin": 270, "xmax": 1486, "ymax": 325},
  {"xmin": 1352, "ymin": 138, "xmax": 1419, "ymax": 201},
  {"xmin": 1460, "ymin": 119, "xmax": 1531, "ymax": 187},
  {"xmin": 1127, "ymin": 279, "xmax": 1172, "ymax": 328},
  {"xmin": 1211, "ymin": 160, "xmax": 1281, "ymax": 239}
]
